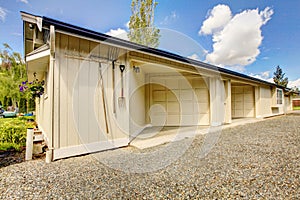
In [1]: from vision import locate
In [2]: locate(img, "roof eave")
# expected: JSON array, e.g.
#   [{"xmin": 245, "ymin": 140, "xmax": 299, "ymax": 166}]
[{"xmin": 21, "ymin": 11, "xmax": 288, "ymax": 89}]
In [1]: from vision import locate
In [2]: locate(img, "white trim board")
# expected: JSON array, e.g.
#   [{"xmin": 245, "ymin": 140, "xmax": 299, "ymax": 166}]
[
  {"xmin": 26, "ymin": 49, "xmax": 50, "ymax": 62},
  {"xmin": 53, "ymin": 138, "xmax": 129, "ymax": 160}
]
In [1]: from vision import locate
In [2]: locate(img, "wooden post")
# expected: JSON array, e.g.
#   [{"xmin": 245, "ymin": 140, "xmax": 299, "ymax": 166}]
[
  {"xmin": 25, "ymin": 128, "xmax": 34, "ymax": 160},
  {"xmin": 46, "ymin": 148, "xmax": 53, "ymax": 163}
]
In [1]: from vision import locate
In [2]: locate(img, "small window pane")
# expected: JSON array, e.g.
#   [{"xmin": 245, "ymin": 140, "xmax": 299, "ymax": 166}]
[{"xmin": 277, "ymin": 89, "xmax": 283, "ymax": 105}]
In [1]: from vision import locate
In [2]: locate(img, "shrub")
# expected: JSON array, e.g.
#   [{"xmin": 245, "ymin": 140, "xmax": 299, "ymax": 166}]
[
  {"xmin": 0, "ymin": 142, "xmax": 22, "ymax": 151},
  {"xmin": 0, "ymin": 117, "xmax": 35, "ymax": 151}
]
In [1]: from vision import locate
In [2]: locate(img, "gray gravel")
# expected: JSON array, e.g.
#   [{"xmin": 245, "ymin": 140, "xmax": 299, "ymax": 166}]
[{"xmin": 0, "ymin": 113, "xmax": 299, "ymax": 199}]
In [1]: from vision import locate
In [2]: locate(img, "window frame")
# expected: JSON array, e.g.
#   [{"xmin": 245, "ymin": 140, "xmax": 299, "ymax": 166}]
[{"xmin": 276, "ymin": 88, "xmax": 283, "ymax": 105}]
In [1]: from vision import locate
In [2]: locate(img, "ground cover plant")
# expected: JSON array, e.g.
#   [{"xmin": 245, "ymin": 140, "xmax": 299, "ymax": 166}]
[{"xmin": 0, "ymin": 116, "xmax": 35, "ymax": 151}]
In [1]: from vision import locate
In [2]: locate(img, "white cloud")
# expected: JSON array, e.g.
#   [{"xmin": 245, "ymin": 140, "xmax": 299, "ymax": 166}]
[
  {"xmin": 12, "ymin": 33, "xmax": 22, "ymax": 36},
  {"xmin": 288, "ymin": 78, "xmax": 300, "ymax": 89},
  {"xmin": 0, "ymin": 7, "xmax": 7, "ymax": 22},
  {"xmin": 249, "ymin": 71, "xmax": 273, "ymax": 83},
  {"xmin": 105, "ymin": 28, "xmax": 128, "ymax": 40},
  {"xmin": 188, "ymin": 53, "xmax": 200, "ymax": 61},
  {"xmin": 262, "ymin": 56, "xmax": 269, "ymax": 60},
  {"xmin": 199, "ymin": 5, "xmax": 274, "ymax": 69},
  {"xmin": 125, "ymin": 21, "xmax": 130, "ymax": 29},
  {"xmin": 18, "ymin": 0, "xmax": 29, "ymax": 4},
  {"xmin": 249, "ymin": 72, "xmax": 300, "ymax": 89},
  {"xmin": 161, "ymin": 11, "xmax": 178, "ymax": 25},
  {"xmin": 199, "ymin": 4, "xmax": 232, "ymax": 35}
]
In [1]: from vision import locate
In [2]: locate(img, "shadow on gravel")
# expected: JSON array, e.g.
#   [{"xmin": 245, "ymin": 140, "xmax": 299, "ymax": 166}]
[
  {"xmin": 0, "ymin": 149, "xmax": 25, "ymax": 168},
  {"xmin": 287, "ymin": 111, "xmax": 300, "ymax": 116},
  {"xmin": 0, "ymin": 149, "xmax": 45, "ymax": 168}
]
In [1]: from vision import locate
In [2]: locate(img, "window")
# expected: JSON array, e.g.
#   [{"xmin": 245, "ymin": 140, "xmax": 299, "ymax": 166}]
[{"xmin": 276, "ymin": 88, "xmax": 283, "ymax": 105}]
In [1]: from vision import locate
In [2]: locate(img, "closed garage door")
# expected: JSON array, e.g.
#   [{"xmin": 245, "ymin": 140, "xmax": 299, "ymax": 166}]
[
  {"xmin": 231, "ymin": 85, "xmax": 255, "ymax": 118},
  {"xmin": 149, "ymin": 75, "xmax": 210, "ymax": 126}
]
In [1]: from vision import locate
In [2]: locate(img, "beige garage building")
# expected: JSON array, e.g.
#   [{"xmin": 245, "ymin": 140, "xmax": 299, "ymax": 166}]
[{"xmin": 21, "ymin": 12, "xmax": 295, "ymax": 161}]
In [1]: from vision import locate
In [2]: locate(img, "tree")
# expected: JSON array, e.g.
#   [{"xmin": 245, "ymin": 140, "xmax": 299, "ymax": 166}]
[
  {"xmin": 273, "ymin": 65, "xmax": 288, "ymax": 88},
  {"xmin": 3, "ymin": 96, "xmax": 7, "ymax": 109},
  {"xmin": 0, "ymin": 43, "xmax": 27, "ymax": 110},
  {"xmin": 291, "ymin": 86, "xmax": 299, "ymax": 93},
  {"xmin": 7, "ymin": 97, "xmax": 12, "ymax": 107},
  {"xmin": 19, "ymin": 98, "xmax": 27, "ymax": 113},
  {"xmin": 28, "ymin": 98, "xmax": 35, "ymax": 112},
  {"xmin": 128, "ymin": 0, "xmax": 160, "ymax": 48}
]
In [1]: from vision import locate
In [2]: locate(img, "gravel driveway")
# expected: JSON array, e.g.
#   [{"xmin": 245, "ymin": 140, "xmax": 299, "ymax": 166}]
[{"xmin": 0, "ymin": 114, "xmax": 299, "ymax": 199}]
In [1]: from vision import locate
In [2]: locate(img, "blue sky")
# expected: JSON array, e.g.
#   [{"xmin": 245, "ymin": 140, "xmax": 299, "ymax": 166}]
[{"xmin": 0, "ymin": 0, "xmax": 299, "ymax": 88}]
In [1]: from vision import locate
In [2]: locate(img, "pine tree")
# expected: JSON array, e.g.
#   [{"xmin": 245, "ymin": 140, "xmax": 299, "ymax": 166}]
[
  {"xmin": 128, "ymin": 0, "xmax": 160, "ymax": 48},
  {"xmin": 273, "ymin": 65, "xmax": 288, "ymax": 88}
]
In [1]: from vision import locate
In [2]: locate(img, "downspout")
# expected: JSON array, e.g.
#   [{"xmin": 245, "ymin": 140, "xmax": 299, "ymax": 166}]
[{"xmin": 46, "ymin": 25, "xmax": 55, "ymax": 163}]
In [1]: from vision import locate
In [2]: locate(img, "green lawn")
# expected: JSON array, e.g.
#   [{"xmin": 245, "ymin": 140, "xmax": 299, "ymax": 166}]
[
  {"xmin": 293, "ymin": 106, "xmax": 300, "ymax": 110},
  {"xmin": 0, "ymin": 117, "xmax": 35, "ymax": 151}
]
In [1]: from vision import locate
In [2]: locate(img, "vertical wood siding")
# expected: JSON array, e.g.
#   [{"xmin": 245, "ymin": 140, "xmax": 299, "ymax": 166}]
[{"xmin": 54, "ymin": 33, "xmax": 129, "ymax": 149}]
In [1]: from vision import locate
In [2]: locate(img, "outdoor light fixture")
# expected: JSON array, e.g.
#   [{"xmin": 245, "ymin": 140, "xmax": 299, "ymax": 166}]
[
  {"xmin": 29, "ymin": 23, "xmax": 34, "ymax": 29},
  {"xmin": 133, "ymin": 66, "xmax": 140, "ymax": 73}
]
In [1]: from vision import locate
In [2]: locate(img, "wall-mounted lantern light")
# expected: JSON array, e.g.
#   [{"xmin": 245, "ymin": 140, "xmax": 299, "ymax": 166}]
[{"xmin": 133, "ymin": 66, "xmax": 140, "ymax": 73}]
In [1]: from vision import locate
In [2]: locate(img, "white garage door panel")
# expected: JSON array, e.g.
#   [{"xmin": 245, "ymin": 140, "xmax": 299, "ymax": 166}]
[
  {"xmin": 165, "ymin": 79, "xmax": 179, "ymax": 89},
  {"xmin": 195, "ymin": 103, "xmax": 209, "ymax": 114},
  {"xmin": 151, "ymin": 103, "xmax": 166, "ymax": 114},
  {"xmin": 167, "ymin": 91, "xmax": 178, "ymax": 101},
  {"xmin": 181, "ymin": 90, "xmax": 193, "ymax": 100},
  {"xmin": 195, "ymin": 89, "xmax": 209, "ymax": 102},
  {"xmin": 179, "ymin": 79, "xmax": 191, "ymax": 89},
  {"xmin": 244, "ymin": 94, "xmax": 254, "ymax": 101},
  {"xmin": 151, "ymin": 115, "xmax": 166, "ymax": 125},
  {"xmin": 181, "ymin": 115, "xmax": 194, "ymax": 125},
  {"xmin": 182, "ymin": 102, "xmax": 194, "ymax": 114},
  {"xmin": 244, "ymin": 110, "xmax": 254, "ymax": 117},
  {"xmin": 197, "ymin": 114, "xmax": 210, "ymax": 124},
  {"xmin": 168, "ymin": 102, "xmax": 180, "ymax": 113},
  {"xmin": 244, "ymin": 102, "xmax": 254, "ymax": 110},
  {"xmin": 153, "ymin": 91, "xmax": 165, "ymax": 102},
  {"xmin": 150, "ymin": 76, "xmax": 210, "ymax": 126},
  {"xmin": 167, "ymin": 115, "xmax": 180, "ymax": 125},
  {"xmin": 152, "ymin": 84, "xmax": 165, "ymax": 90},
  {"xmin": 244, "ymin": 87, "xmax": 253, "ymax": 93},
  {"xmin": 231, "ymin": 86, "xmax": 254, "ymax": 118},
  {"xmin": 235, "ymin": 95, "xmax": 243, "ymax": 101},
  {"xmin": 235, "ymin": 102, "xmax": 243, "ymax": 110},
  {"xmin": 235, "ymin": 110, "xmax": 244, "ymax": 117}
]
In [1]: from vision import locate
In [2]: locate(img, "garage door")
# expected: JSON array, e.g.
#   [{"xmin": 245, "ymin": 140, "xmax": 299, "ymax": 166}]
[
  {"xmin": 149, "ymin": 75, "xmax": 210, "ymax": 126},
  {"xmin": 231, "ymin": 85, "xmax": 255, "ymax": 118}
]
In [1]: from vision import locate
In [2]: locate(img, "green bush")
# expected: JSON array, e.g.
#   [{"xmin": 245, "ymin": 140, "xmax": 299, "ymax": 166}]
[
  {"xmin": 0, "ymin": 117, "xmax": 35, "ymax": 151},
  {"xmin": 293, "ymin": 106, "xmax": 300, "ymax": 110},
  {"xmin": 0, "ymin": 142, "xmax": 22, "ymax": 151}
]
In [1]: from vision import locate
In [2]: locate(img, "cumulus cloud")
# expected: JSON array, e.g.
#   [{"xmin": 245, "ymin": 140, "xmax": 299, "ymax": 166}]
[
  {"xmin": 199, "ymin": 5, "xmax": 274, "ymax": 70},
  {"xmin": 188, "ymin": 53, "xmax": 200, "ymax": 61},
  {"xmin": 288, "ymin": 78, "xmax": 300, "ymax": 89},
  {"xmin": 0, "ymin": 7, "xmax": 7, "ymax": 22},
  {"xmin": 249, "ymin": 71, "xmax": 273, "ymax": 83},
  {"xmin": 105, "ymin": 28, "xmax": 128, "ymax": 40},
  {"xmin": 18, "ymin": 0, "xmax": 29, "ymax": 4},
  {"xmin": 250, "ymin": 71, "xmax": 300, "ymax": 89},
  {"xmin": 199, "ymin": 4, "xmax": 232, "ymax": 35}
]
